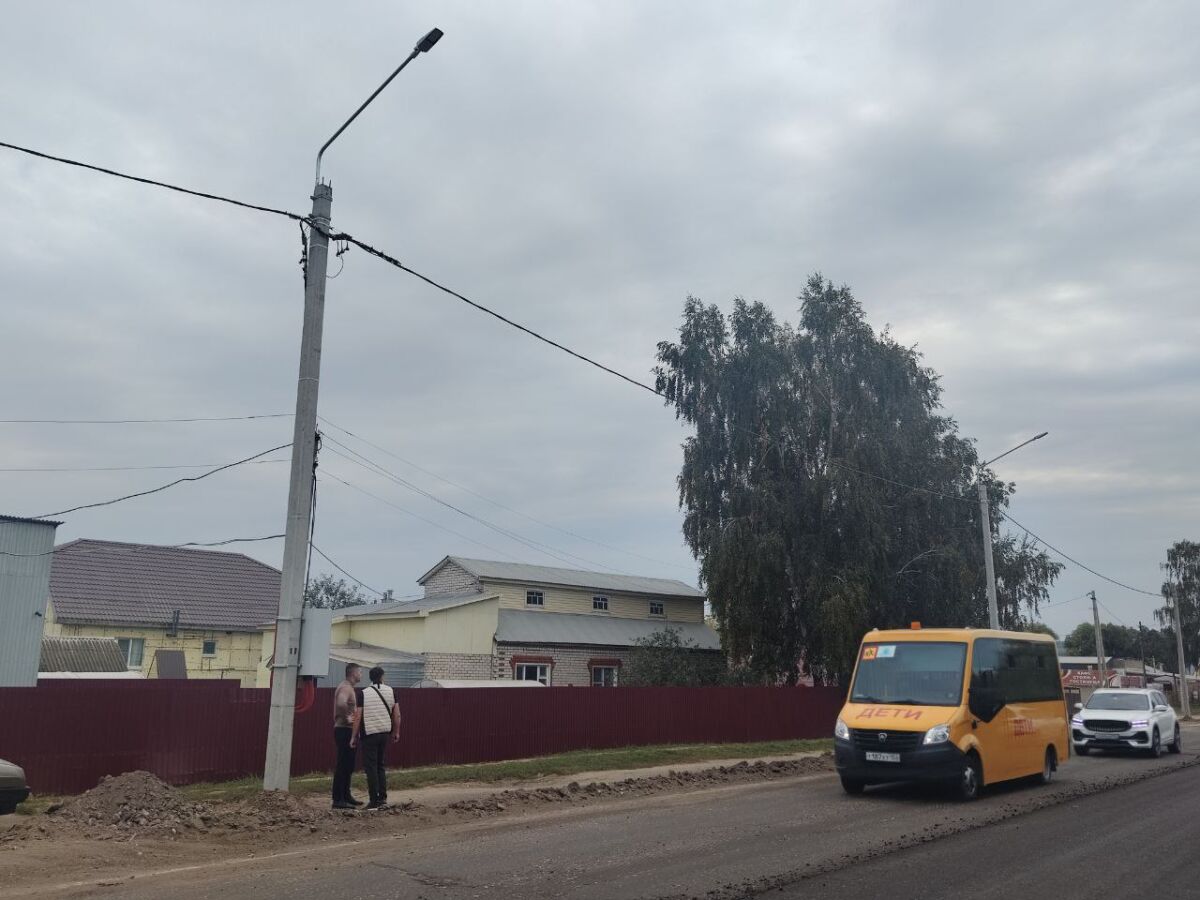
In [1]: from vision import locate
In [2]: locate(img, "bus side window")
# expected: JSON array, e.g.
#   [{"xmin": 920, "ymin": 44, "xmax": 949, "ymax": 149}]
[{"xmin": 969, "ymin": 638, "xmax": 1006, "ymax": 722}]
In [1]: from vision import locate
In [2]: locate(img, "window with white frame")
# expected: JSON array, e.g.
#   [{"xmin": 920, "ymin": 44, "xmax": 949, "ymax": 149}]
[
  {"xmin": 117, "ymin": 637, "xmax": 145, "ymax": 668},
  {"xmin": 591, "ymin": 666, "xmax": 618, "ymax": 687},
  {"xmin": 514, "ymin": 663, "xmax": 550, "ymax": 685},
  {"xmin": 593, "ymin": 595, "xmax": 609, "ymax": 611},
  {"xmin": 525, "ymin": 590, "xmax": 545, "ymax": 607},
  {"xmin": 649, "ymin": 601, "xmax": 665, "ymax": 617},
  {"xmin": 202, "ymin": 640, "xmax": 217, "ymax": 656}
]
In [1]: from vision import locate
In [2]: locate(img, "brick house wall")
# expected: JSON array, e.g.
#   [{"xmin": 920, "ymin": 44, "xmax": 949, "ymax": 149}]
[
  {"xmin": 422, "ymin": 561, "xmax": 481, "ymax": 597},
  {"xmin": 495, "ymin": 643, "xmax": 635, "ymax": 687},
  {"xmin": 423, "ymin": 652, "xmax": 494, "ymax": 680}
]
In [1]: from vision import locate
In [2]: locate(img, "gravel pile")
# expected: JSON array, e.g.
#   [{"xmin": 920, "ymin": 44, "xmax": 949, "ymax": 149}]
[
  {"xmin": 47, "ymin": 771, "xmax": 213, "ymax": 837},
  {"xmin": 449, "ymin": 755, "xmax": 833, "ymax": 815}
]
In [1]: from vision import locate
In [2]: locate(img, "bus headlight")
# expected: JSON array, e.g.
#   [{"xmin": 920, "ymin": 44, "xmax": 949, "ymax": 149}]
[
  {"xmin": 834, "ymin": 718, "xmax": 851, "ymax": 741},
  {"xmin": 923, "ymin": 724, "xmax": 951, "ymax": 745}
]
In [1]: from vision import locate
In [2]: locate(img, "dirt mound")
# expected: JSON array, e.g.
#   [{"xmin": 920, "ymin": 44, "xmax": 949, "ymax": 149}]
[
  {"xmin": 215, "ymin": 790, "xmax": 331, "ymax": 832},
  {"xmin": 48, "ymin": 771, "xmax": 212, "ymax": 837},
  {"xmin": 449, "ymin": 755, "xmax": 834, "ymax": 815}
]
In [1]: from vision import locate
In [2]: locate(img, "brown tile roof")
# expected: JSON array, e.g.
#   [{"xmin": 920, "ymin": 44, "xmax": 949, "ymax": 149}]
[
  {"xmin": 49, "ymin": 539, "xmax": 281, "ymax": 631},
  {"xmin": 39, "ymin": 636, "xmax": 128, "ymax": 672}
]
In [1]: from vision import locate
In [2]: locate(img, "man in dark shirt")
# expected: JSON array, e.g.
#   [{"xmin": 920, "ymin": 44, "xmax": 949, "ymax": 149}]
[{"xmin": 331, "ymin": 662, "xmax": 363, "ymax": 809}]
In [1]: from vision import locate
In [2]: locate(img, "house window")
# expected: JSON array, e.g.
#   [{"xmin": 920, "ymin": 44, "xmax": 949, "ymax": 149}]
[
  {"xmin": 117, "ymin": 638, "xmax": 145, "ymax": 668},
  {"xmin": 593, "ymin": 595, "xmax": 609, "ymax": 611},
  {"xmin": 525, "ymin": 590, "xmax": 545, "ymax": 607},
  {"xmin": 202, "ymin": 640, "xmax": 217, "ymax": 656},
  {"xmin": 591, "ymin": 666, "xmax": 618, "ymax": 687},
  {"xmin": 515, "ymin": 663, "xmax": 550, "ymax": 685},
  {"xmin": 649, "ymin": 601, "xmax": 665, "ymax": 617}
]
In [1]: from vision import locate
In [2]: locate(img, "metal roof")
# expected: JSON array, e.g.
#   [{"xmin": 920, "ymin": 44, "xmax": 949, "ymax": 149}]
[
  {"xmin": 422, "ymin": 556, "xmax": 704, "ymax": 599},
  {"xmin": 328, "ymin": 643, "xmax": 425, "ymax": 667},
  {"xmin": 496, "ymin": 609, "xmax": 721, "ymax": 650},
  {"xmin": 336, "ymin": 589, "xmax": 494, "ymax": 620},
  {"xmin": 0, "ymin": 514, "xmax": 62, "ymax": 527},
  {"xmin": 39, "ymin": 636, "xmax": 128, "ymax": 673},
  {"xmin": 49, "ymin": 539, "xmax": 281, "ymax": 631}
]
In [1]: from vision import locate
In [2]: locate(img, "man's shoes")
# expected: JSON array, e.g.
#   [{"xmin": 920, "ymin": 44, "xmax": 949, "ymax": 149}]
[
  {"xmin": 365, "ymin": 801, "xmax": 389, "ymax": 811},
  {"xmin": 346, "ymin": 797, "xmax": 364, "ymax": 807},
  {"xmin": 332, "ymin": 801, "xmax": 356, "ymax": 810}
]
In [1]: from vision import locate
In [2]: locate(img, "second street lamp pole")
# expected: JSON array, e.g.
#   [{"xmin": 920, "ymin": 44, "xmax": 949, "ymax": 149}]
[
  {"xmin": 978, "ymin": 431, "xmax": 1048, "ymax": 630},
  {"xmin": 263, "ymin": 27, "xmax": 444, "ymax": 792}
]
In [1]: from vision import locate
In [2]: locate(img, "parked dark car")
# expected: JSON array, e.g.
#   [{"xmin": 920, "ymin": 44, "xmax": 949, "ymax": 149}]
[{"xmin": 0, "ymin": 759, "xmax": 30, "ymax": 814}]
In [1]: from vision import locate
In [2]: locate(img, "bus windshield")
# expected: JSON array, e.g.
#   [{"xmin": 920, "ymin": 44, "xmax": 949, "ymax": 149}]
[{"xmin": 850, "ymin": 641, "xmax": 968, "ymax": 706}]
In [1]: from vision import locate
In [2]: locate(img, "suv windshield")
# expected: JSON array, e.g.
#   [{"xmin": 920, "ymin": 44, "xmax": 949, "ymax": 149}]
[
  {"xmin": 1086, "ymin": 692, "xmax": 1150, "ymax": 711},
  {"xmin": 850, "ymin": 641, "xmax": 967, "ymax": 706}
]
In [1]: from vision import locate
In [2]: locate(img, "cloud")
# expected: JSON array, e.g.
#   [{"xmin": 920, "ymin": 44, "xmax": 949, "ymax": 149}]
[{"xmin": 2, "ymin": 1, "xmax": 1196, "ymax": 635}]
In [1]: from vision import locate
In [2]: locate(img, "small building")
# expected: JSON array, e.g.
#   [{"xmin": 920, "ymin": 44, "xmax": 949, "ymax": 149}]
[
  {"xmin": 0, "ymin": 514, "xmax": 60, "ymax": 687},
  {"xmin": 259, "ymin": 556, "xmax": 720, "ymax": 687},
  {"xmin": 44, "ymin": 539, "xmax": 280, "ymax": 687},
  {"xmin": 38, "ymin": 635, "xmax": 134, "ymax": 679}
]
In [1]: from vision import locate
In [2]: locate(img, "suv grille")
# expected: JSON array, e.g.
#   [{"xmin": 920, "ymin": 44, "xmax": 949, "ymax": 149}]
[
  {"xmin": 850, "ymin": 729, "xmax": 922, "ymax": 752},
  {"xmin": 1084, "ymin": 719, "xmax": 1130, "ymax": 732}
]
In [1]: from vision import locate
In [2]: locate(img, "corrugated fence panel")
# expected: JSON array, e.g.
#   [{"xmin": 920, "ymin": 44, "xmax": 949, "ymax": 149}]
[{"xmin": 0, "ymin": 682, "xmax": 844, "ymax": 794}]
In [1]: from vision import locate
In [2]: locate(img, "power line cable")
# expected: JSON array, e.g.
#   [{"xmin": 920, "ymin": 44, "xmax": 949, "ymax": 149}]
[
  {"xmin": 318, "ymin": 415, "xmax": 695, "ymax": 573},
  {"xmin": 318, "ymin": 469, "xmax": 522, "ymax": 562},
  {"xmin": 321, "ymin": 437, "xmax": 627, "ymax": 573},
  {"xmin": 997, "ymin": 510, "xmax": 1160, "ymax": 598},
  {"xmin": 308, "ymin": 543, "xmax": 382, "ymax": 597},
  {"xmin": 0, "ymin": 459, "xmax": 288, "ymax": 474},
  {"xmin": 329, "ymin": 230, "xmax": 664, "ymax": 398},
  {"xmin": 0, "ymin": 413, "xmax": 290, "ymax": 424},
  {"xmin": 0, "ymin": 140, "xmax": 304, "ymax": 222},
  {"xmin": 0, "ymin": 533, "xmax": 284, "ymax": 558},
  {"xmin": 33, "ymin": 442, "xmax": 291, "ymax": 519}
]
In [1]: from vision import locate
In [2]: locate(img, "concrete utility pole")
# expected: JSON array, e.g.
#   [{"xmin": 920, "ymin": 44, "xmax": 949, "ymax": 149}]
[
  {"xmin": 264, "ymin": 184, "xmax": 332, "ymax": 792},
  {"xmin": 977, "ymin": 432, "xmax": 1048, "ymax": 630},
  {"xmin": 262, "ymin": 26, "xmax": 443, "ymax": 792},
  {"xmin": 1171, "ymin": 588, "xmax": 1192, "ymax": 719},
  {"xmin": 1091, "ymin": 591, "xmax": 1107, "ymax": 689}
]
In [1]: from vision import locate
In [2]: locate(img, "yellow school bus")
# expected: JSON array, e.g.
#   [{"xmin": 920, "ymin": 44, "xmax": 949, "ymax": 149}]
[{"xmin": 833, "ymin": 626, "xmax": 1069, "ymax": 800}]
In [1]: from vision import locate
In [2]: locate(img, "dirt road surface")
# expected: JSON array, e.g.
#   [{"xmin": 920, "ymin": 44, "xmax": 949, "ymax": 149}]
[{"xmin": 3, "ymin": 733, "xmax": 1196, "ymax": 899}]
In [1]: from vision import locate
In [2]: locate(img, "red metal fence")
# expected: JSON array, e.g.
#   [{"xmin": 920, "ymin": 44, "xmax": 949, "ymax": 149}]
[{"xmin": 0, "ymin": 681, "xmax": 843, "ymax": 794}]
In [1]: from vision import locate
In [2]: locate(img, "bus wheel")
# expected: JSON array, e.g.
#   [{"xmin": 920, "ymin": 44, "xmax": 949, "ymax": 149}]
[
  {"xmin": 956, "ymin": 754, "xmax": 982, "ymax": 801},
  {"xmin": 1036, "ymin": 747, "xmax": 1056, "ymax": 785},
  {"xmin": 840, "ymin": 776, "xmax": 865, "ymax": 796}
]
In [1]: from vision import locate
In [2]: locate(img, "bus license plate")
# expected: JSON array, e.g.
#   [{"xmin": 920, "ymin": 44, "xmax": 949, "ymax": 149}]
[{"xmin": 865, "ymin": 751, "xmax": 900, "ymax": 763}]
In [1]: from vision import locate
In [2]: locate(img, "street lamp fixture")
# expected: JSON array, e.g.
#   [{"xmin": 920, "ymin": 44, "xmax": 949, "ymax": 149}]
[{"xmin": 978, "ymin": 431, "xmax": 1048, "ymax": 630}]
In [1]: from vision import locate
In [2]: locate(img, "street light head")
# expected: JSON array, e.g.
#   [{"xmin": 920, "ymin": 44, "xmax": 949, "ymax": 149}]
[
  {"xmin": 416, "ymin": 28, "xmax": 443, "ymax": 53},
  {"xmin": 1032, "ymin": 431, "xmax": 1049, "ymax": 441}
]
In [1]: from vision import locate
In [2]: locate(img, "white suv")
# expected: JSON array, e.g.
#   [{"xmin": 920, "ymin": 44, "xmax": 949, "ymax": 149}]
[{"xmin": 1072, "ymin": 688, "xmax": 1181, "ymax": 756}]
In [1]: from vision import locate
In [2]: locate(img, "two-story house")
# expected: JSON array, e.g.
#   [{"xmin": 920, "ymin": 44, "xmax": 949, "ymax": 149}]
[{"xmin": 280, "ymin": 556, "xmax": 719, "ymax": 687}]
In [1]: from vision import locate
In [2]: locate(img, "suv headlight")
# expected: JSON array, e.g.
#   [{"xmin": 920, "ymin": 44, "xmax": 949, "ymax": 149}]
[
  {"xmin": 923, "ymin": 723, "xmax": 951, "ymax": 745},
  {"xmin": 834, "ymin": 718, "xmax": 850, "ymax": 741},
  {"xmin": 1071, "ymin": 715, "xmax": 1083, "ymax": 725},
  {"xmin": 1131, "ymin": 719, "xmax": 1149, "ymax": 728}
]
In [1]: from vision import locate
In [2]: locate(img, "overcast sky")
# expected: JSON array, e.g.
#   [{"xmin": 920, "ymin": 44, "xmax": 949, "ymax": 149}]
[{"xmin": 2, "ymin": 2, "xmax": 1197, "ymax": 638}]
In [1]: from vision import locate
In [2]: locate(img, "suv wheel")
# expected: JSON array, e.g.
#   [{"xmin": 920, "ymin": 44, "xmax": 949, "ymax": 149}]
[
  {"xmin": 1148, "ymin": 728, "xmax": 1162, "ymax": 758},
  {"xmin": 1169, "ymin": 723, "xmax": 1182, "ymax": 755},
  {"xmin": 840, "ymin": 776, "xmax": 865, "ymax": 796}
]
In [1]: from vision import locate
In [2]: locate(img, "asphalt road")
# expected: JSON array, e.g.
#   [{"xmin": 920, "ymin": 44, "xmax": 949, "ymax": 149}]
[{"xmin": 30, "ymin": 739, "xmax": 1200, "ymax": 900}]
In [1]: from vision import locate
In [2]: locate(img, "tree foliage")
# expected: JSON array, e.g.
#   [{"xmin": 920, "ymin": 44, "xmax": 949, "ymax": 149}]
[
  {"xmin": 1156, "ymin": 539, "xmax": 1200, "ymax": 670},
  {"xmin": 1062, "ymin": 621, "xmax": 1174, "ymax": 664},
  {"xmin": 655, "ymin": 276, "xmax": 1063, "ymax": 682},
  {"xmin": 621, "ymin": 627, "xmax": 727, "ymax": 687},
  {"xmin": 304, "ymin": 573, "xmax": 369, "ymax": 610}
]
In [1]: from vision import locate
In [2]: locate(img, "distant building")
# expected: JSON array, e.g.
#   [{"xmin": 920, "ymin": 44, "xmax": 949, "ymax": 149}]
[
  {"xmin": 44, "ymin": 539, "xmax": 280, "ymax": 687},
  {"xmin": 0, "ymin": 514, "xmax": 60, "ymax": 687},
  {"xmin": 261, "ymin": 556, "xmax": 719, "ymax": 687},
  {"xmin": 39, "ymin": 635, "xmax": 140, "ymax": 679}
]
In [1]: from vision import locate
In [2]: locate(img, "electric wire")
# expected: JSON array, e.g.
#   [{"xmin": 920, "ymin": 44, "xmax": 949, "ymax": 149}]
[
  {"xmin": 0, "ymin": 533, "xmax": 284, "ymax": 558},
  {"xmin": 318, "ymin": 415, "xmax": 694, "ymax": 573},
  {"xmin": 997, "ymin": 510, "xmax": 1160, "ymax": 597},
  {"xmin": 0, "ymin": 460, "xmax": 288, "ymax": 475},
  {"xmin": 33, "ymin": 442, "xmax": 291, "ymax": 519},
  {"xmin": 328, "ymin": 230, "xmax": 664, "ymax": 398},
  {"xmin": 0, "ymin": 413, "xmax": 291, "ymax": 424},
  {"xmin": 0, "ymin": 140, "xmax": 304, "ymax": 222},
  {"xmin": 321, "ymin": 437, "xmax": 628, "ymax": 573},
  {"xmin": 308, "ymin": 543, "xmax": 383, "ymax": 597}
]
